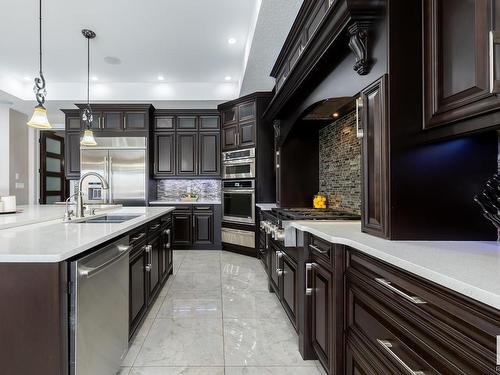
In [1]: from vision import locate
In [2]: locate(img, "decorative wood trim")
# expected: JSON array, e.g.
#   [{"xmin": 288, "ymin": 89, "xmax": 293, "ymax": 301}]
[{"xmin": 348, "ymin": 21, "xmax": 373, "ymax": 75}]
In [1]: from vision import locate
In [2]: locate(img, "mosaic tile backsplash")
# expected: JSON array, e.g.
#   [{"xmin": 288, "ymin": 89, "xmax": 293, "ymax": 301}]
[
  {"xmin": 157, "ymin": 179, "xmax": 221, "ymax": 201},
  {"xmin": 319, "ymin": 111, "xmax": 362, "ymax": 214}
]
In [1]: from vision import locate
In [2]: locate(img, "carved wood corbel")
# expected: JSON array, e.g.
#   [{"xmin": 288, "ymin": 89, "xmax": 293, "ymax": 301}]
[{"xmin": 348, "ymin": 21, "xmax": 372, "ymax": 75}]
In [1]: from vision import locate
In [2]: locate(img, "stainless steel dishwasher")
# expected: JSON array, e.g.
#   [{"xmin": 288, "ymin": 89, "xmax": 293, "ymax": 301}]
[{"xmin": 69, "ymin": 236, "xmax": 130, "ymax": 375}]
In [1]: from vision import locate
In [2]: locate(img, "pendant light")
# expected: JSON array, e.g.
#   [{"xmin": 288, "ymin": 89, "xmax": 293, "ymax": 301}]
[
  {"xmin": 27, "ymin": 0, "xmax": 51, "ymax": 129},
  {"xmin": 80, "ymin": 29, "xmax": 97, "ymax": 146}
]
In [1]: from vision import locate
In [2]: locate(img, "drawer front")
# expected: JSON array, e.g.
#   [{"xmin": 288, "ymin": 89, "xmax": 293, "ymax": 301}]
[
  {"xmin": 148, "ymin": 219, "xmax": 163, "ymax": 235},
  {"xmin": 193, "ymin": 205, "xmax": 213, "ymax": 212},
  {"xmin": 308, "ymin": 235, "xmax": 333, "ymax": 268},
  {"xmin": 129, "ymin": 226, "xmax": 147, "ymax": 248},
  {"xmin": 348, "ymin": 249, "xmax": 500, "ymax": 374}
]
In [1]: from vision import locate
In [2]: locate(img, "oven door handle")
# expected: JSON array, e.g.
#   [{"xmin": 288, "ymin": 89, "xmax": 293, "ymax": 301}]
[
  {"xmin": 223, "ymin": 158, "xmax": 255, "ymax": 165},
  {"xmin": 223, "ymin": 189, "xmax": 255, "ymax": 193}
]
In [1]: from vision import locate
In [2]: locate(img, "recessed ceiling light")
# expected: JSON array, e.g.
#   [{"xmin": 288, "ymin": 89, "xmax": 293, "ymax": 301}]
[
  {"xmin": 228, "ymin": 38, "xmax": 236, "ymax": 45},
  {"xmin": 224, "ymin": 76, "xmax": 232, "ymax": 81},
  {"xmin": 157, "ymin": 75, "xmax": 165, "ymax": 81},
  {"xmin": 332, "ymin": 112, "xmax": 339, "ymax": 118},
  {"xmin": 91, "ymin": 76, "xmax": 98, "ymax": 81}
]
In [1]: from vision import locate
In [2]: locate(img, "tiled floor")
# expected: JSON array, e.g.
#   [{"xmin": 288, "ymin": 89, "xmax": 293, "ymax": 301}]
[{"xmin": 119, "ymin": 250, "xmax": 325, "ymax": 375}]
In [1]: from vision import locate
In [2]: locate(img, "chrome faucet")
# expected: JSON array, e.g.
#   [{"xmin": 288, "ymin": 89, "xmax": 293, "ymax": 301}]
[{"xmin": 76, "ymin": 172, "xmax": 109, "ymax": 218}]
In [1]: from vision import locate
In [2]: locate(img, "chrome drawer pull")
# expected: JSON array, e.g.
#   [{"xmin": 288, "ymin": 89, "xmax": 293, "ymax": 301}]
[
  {"xmin": 377, "ymin": 339, "xmax": 427, "ymax": 375},
  {"xmin": 305, "ymin": 263, "xmax": 313, "ymax": 295},
  {"xmin": 309, "ymin": 244, "xmax": 328, "ymax": 254},
  {"xmin": 375, "ymin": 278, "xmax": 427, "ymax": 304}
]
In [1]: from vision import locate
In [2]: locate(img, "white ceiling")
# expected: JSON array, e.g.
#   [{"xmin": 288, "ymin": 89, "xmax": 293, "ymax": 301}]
[{"xmin": 0, "ymin": 0, "xmax": 300, "ymax": 123}]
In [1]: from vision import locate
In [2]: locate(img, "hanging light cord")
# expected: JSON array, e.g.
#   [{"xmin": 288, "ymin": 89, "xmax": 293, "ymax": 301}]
[
  {"xmin": 39, "ymin": 0, "xmax": 42, "ymax": 75},
  {"xmin": 33, "ymin": 0, "xmax": 46, "ymax": 106},
  {"xmin": 87, "ymin": 36, "xmax": 90, "ymax": 106}
]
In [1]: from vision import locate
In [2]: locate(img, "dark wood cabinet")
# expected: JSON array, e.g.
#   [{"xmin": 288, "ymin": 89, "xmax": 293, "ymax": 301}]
[
  {"xmin": 176, "ymin": 132, "xmax": 198, "ymax": 175},
  {"xmin": 154, "ymin": 133, "xmax": 175, "ymax": 176},
  {"xmin": 200, "ymin": 116, "xmax": 220, "ymax": 130},
  {"xmin": 238, "ymin": 120, "xmax": 256, "ymax": 148},
  {"xmin": 65, "ymin": 132, "xmax": 81, "ymax": 180},
  {"xmin": 172, "ymin": 211, "xmax": 192, "ymax": 246},
  {"xmin": 193, "ymin": 209, "xmax": 213, "ymax": 245},
  {"xmin": 160, "ymin": 225, "xmax": 172, "ymax": 280},
  {"xmin": 222, "ymin": 107, "xmax": 238, "ymax": 125},
  {"xmin": 124, "ymin": 111, "xmax": 147, "ymax": 130},
  {"xmin": 177, "ymin": 116, "xmax": 197, "ymax": 131},
  {"xmin": 147, "ymin": 234, "xmax": 162, "ymax": 299},
  {"xmin": 269, "ymin": 242, "xmax": 281, "ymax": 293},
  {"xmin": 423, "ymin": 0, "xmax": 500, "ymax": 130},
  {"xmin": 199, "ymin": 132, "xmax": 220, "ymax": 176},
  {"xmin": 102, "ymin": 111, "xmax": 123, "ymax": 131},
  {"xmin": 155, "ymin": 116, "xmax": 175, "ymax": 130},
  {"xmin": 238, "ymin": 101, "xmax": 256, "ymax": 122},
  {"xmin": 280, "ymin": 251, "xmax": 298, "ymax": 328},
  {"xmin": 221, "ymin": 124, "xmax": 238, "ymax": 151},
  {"xmin": 129, "ymin": 244, "xmax": 148, "ymax": 336},
  {"xmin": 361, "ymin": 76, "xmax": 389, "ymax": 238}
]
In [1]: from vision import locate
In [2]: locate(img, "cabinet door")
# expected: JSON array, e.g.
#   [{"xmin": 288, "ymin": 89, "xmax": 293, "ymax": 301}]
[
  {"xmin": 311, "ymin": 262, "xmax": 333, "ymax": 373},
  {"xmin": 66, "ymin": 115, "xmax": 81, "ymax": 131},
  {"xmin": 102, "ymin": 111, "xmax": 123, "ymax": 131},
  {"xmin": 222, "ymin": 124, "xmax": 238, "ymax": 151},
  {"xmin": 65, "ymin": 132, "xmax": 81, "ymax": 179},
  {"xmin": 222, "ymin": 107, "xmax": 238, "ymax": 125},
  {"xmin": 155, "ymin": 116, "xmax": 175, "ymax": 131},
  {"xmin": 423, "ymin": 0, "xmax": 500, "ymax": 129},
  {"xmin": 147, "ymin": 235, "xmax": 162, "ymax": 299},
  {"xmin": 177, "ymin": 116, "xmax": 197, "ymax": 131},
  {"xmin": 193, "ymin": 211, "xmax": 213, "ymax": 245},
  {"xmin": 159, "ymin": 227, "xmax": 171, "ymax": 280},
  {"xmin": 199, "ymin": 132, "xmax": 220, "ymax": 176},
  {"xmin": 172, "ymin": 213, "xmax": 192, "ymax": 245},
  {"xmin": 280, "ymin": 252, "xmax": 298, "ymax": 328},
  {"xmin": 361, "ymin": 76, "xmax": 389, "ymax": 238},
  {"xmin": 176, "ymin": 133, "xmax": 198, "ymax": 175},
  {"xmin": 124, "ymin": 112, "xmax": 147, "ymax": 130},
  {"xmin": 238, "ymin": 121, "xmax": 256, "ymax": 148},
  {"xmin": 269, "ymin": 243, "xmax": 281, "ymax": 294},
  {"xmin": 238, "ymin": 101, "xmax": 256, "ymax": 122},
  {"xmin": 154, "ymin": 133, "xmax": 175, "ymax": 176},
  {"xmin": 199, "ymin": 116, "xmax": 220, "ymax": 130},
  {"xmin": 129, "ymin": 246, "xmax": 148, "ymax": 336}
]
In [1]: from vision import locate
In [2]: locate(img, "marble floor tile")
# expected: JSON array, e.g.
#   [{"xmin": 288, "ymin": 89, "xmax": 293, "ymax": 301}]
[
  {"xmin": 134, "ymin": 318, "xmax": 224, "ymax": 366},
  {"xmin": 221, "ymin": 265, "xmax": 269, "ymax": 292},
  {"xmin": 223, "ymin": 318, "xmax": 314, "ymax": 366},
  {"xmin": 177, "ymin": 259, "xmax": 221, "ymax": 273},
  {"xmin": 122, "ymin": 341, "xmax": 142, "ymax": 367},
  {"xmin": 225, "ymin": 367, "xmax": 322, "ymax": 375},
  {"xmin": 117, "ymin": 367, "xmax": 131, "ymax": 375},
  {"xmin": 158, "ymin": 277, "xmax": 174, "ymax": 297},
  {"xmin": 158, "ymin": 290, "xmax": 222, "ymax": 318},
  {"xmin": 129, "ymin": 367, "xmax": 224, "ymax": 375},
  {"xmin": 145, "ymin": 294, "xmax": 166, "ymax": 319},
  {"xmin": 131, "ymin": 317, "xmax": 154, "ymax": 343},
  {"xmin": 171, "ymin": 271, "xmax": 221, "ymax": 291},
  {"xmin": 222, "ymin": 289, "xmax": 284, "ymax": 319}
]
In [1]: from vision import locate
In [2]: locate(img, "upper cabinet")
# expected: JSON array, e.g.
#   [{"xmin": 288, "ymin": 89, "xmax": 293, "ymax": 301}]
[
  {"xmin": 74, "ymin": 104, "xmax": 152, "ymax": 133},
  {"xmin": 423, "ymin": 0, "xmax": 500, "ymax": 132},
  {"xmin": 152, "ymin": 110, "xmax": 221, "ymax": 178}
]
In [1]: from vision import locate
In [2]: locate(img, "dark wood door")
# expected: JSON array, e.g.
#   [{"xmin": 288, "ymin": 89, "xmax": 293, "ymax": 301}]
[
  {"xmin": 148, "ymin": 235, "xmax": 162, "ymax": 300},
  {"xmin": 65, "ymin": 132, "xmax": 81, "ymax": 180},
  {"xmin": 129, "ymin": 245, "xmax": 148, "ymax": 337},
  {"xmin": 193, "ymin": 211, "xmax": 213, "ymax": 245},
  {"xmin": 66, "ymin": 115, "xmax": 81, "ymax": 130},
  {"xmin": 280, "ymin": 252, "xmax": 298, "ymax": 329},
  {"xmin": 154, "ymin": 133, "xmax": 175, "ymax": 176},
  {"xmin": 124, "ymin": 111, "xmax": 147, "ymax": 130},
  {"xmin": 159, "ymin": 227, "xmax": 170, "ymax": 281},
  {"xmin": 311, "ymin": 262, "xmax": 333, "ymax": 373},
  {"xmin": 423, "ymin": 0, "xmax": 500, "ymax": 129},
  {"xmin": 176, "ymin": 132, "xmax": 198, "ymax": 175},
  {"xmin": 40, "ymin": 132, "xmax": 66, "ymax": 204},
  {"xmin": 172, "ymin": 213, "xmax": 192, "ymax": 245},
  {"xmin": 222, "ymin": 107, "xmax": 238, "ymax": 125},
  {"xmin": 269, "ymin": 243, "xmax": 281, "ymax": 294},
  {"xmin": 199, "ymin": 132, "xmax": 220, "ymax": 176},
  {"xmin": 102, "ymin": 111, "xmax": 123, "ymax": 131},
  {"xmin": 361, "ymin": 76, "xmax": 389, "ymax": 238},
  {"xmin": 199, "ymin": 116, "xmax": 220, "ymax": 130},
  {"xmin": 155, "ymin": 116, "xmax": 175, "ymax": 131},
  {"xmin": 222, "ymin": 124, "xmax": 238, "ymax": 151},
  {"xmin": 238, "ymin": 101, "xmax": 256, "ymax": 122},
  {"xmin": 238, "ymin": 121, "xmax": 256, "ymax": 148},
  {"xmin": 177, "ymin": 116, "xmax": 198, "ymax": 131}
]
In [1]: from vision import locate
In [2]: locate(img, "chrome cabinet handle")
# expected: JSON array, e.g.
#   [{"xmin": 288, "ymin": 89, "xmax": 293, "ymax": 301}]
[
  {"xmin": 356, "ymin": 96, "xmax": 364, "ymax": 138},
  {"xmin": 377, "ymin": 339, "xmax": 427, "ymax": 375},
  {"xmin": 309, "ymin": 244, "xmax": 328, "ymax": 254},
  {"xmin": 130, "ymin": 232, "xmax": 145, "ymax": 243},
  {"xmin": 123, "ymin": 116, "xmax": 127, "ymax": 129},
  {"xmin": 166, "ymin": 228, "xmax": 171, "ymax": 249},
  {"xmin": 276, "ymin": 251, "xmax": 283, "ymax": 276},
  {"xmin": 305, "ymin": 263, "xmax": 313, "ymax": 295},
  {"xmin": 489, "ymin": 30, "xmax": 500, "ymax": 94},
  {"xmin": 145, "ymin": 264, "xmax": 151, "ymax": 272},
  {"xmin": 375, "ymin": 278, "xmax": 427, "ymax": 304},
  {"xmin": 234, "ymin": 132, "xmax": 237, "ymax": 146}
]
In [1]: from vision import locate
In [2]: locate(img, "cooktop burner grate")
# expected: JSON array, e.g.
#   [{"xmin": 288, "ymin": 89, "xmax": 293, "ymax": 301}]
[{"xmin": 271, "ymin": 207, "xmax": 361, "ymax": 221}]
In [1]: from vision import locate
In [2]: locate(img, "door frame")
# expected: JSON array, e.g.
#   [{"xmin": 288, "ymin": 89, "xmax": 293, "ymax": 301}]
[{"xmin": 39, "ymin": 131, "xmax": 67, "ymax": 204}]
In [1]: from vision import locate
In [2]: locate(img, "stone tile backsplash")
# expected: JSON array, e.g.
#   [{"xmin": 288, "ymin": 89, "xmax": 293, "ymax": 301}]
[
  {"xmin": 157, "ymin": 179, "xmax": 221, "ymax": 201},
  {"xmin": 319, "ymin": 111, "xmax": 362, "ymax": 214}
]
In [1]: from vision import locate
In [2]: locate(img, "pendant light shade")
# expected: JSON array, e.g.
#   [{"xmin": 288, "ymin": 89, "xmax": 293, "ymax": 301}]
[
  {"xmin": 28, "ymin": 0, "xmax": 51, "ymax": 129},
  {"xmin": 80, "ymin": 29, "xmax": 97, "ymax": 146},
  {"xmin": 80, "ymin": 129, "xmax": 97, "ymax": 146},
  {"xmin": 27, "ymin": 104, "xmax": 51, "ymax": 129}
]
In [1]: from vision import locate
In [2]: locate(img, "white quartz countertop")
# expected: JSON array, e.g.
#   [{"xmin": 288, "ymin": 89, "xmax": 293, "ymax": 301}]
[
  {"xmin": 256, "ymin": 203, "xmax": 277, "ymax": 210},
  {"xmin": 291, "ymin": 221, "xmax": 500, "ymax": 310},
  {"xmin": 0, "ymin": 206, "xmax": 175, "ymax": 263},
  {"xmin": 149, "ymin": 200, "xmax": 220, "ymax": 205},
  {"xmin": 0, "ymin": 205, "xmax": 69, "ymax": 230}
]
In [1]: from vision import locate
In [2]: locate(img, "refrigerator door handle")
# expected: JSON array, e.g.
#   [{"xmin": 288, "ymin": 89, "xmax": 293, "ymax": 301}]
[{"xmin": 109, "ymin": 156, "xmax": 113, "ymax": 203}]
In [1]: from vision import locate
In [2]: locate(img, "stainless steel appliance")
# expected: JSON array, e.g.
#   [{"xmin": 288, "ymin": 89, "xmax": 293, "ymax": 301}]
[
  {"xmin": 222, "ymin": 148, "xmax": 255, "ymax": 179},
  {"xmin": 222, "ymin": 179, "xmax": 255, "ymax": 224},
  {"xmin": 81, "ymin": 137, "xmax": 147, "ymax": 206},
  {"xmin": 69, "ymin": 237, "xmax": 130, "ymax": 375}
]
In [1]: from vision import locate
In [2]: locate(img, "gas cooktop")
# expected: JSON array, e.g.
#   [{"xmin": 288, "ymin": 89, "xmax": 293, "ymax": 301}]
[{"xmin": 271, "ymin": 207, "xmax": 361, "ymax": 221}]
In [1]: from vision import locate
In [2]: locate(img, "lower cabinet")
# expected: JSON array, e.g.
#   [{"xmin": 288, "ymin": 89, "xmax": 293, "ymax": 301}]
[
  {"xmin": 171, "ymin": 205, "xmax": 221, "ymax": 250},
  {"xmin": 129, "ymin": 214, "xmax": 172, "ymax": 338}
]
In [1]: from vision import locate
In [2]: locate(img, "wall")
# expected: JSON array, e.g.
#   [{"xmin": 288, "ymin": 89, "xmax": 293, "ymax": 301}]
[
  {"xmin": 318, "ymin": 111, "xmax": 361, "ymax": 214},
  {"xmin": 0, "ymin": 105, "xmax": 9, "ymax": 196},
  {"xmin": 157, "ymin": 179, "xmax": 221, "ymax": 202},
  {"xmin": 9, "ymin": 109, "xmax": 29, "ymax": 204}
]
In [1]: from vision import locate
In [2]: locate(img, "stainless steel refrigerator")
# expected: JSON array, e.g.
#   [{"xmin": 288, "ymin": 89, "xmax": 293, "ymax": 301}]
[{"xmin": 80, "ymin": 137, "xmax": 147, "ymax": 206}]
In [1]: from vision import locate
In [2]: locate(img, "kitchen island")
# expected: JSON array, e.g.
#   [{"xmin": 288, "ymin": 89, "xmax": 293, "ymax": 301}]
[{"xmin": 0, "ymin": 205, "xmax": 175, "ymax": 375}]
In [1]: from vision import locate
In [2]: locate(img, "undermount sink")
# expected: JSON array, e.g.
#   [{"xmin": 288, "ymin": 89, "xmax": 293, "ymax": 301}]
[{"xmin": 75, "ymin": 214, "xmax": 141, "ymax": 224}]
